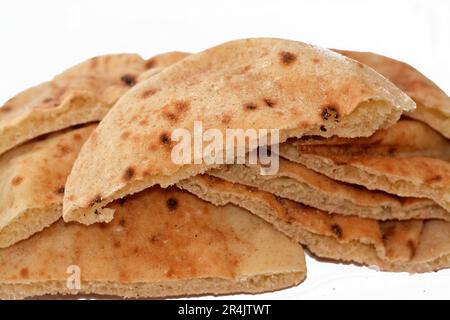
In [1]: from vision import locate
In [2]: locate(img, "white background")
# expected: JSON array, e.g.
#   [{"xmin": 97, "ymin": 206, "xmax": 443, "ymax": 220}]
[{"xmin": 0, "ymin": 0, "xmax": 449, "ymax": 299}]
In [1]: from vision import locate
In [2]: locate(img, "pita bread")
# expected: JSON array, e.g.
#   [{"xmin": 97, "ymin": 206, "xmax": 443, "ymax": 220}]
[
  {"xmin": 62, "ymin": 38, "xmax": 415, "ymax": 225},
  {"xmin": 0, "ymin": 54, "xmax": 145, "ymax": 156},
  {"xmin": 209, "ymin": 158, "xmax": 449, "ymax": 221},
  {"xmin": 0, "ymin": 124, "xmax": 96, "ymax": 248},
  {"xmin": 0, "ymin": 52, "xmax": 187, "ymax": 157},
  {"xmin": 336, "ymin": 50, "xmax": 450, "ymax": 138},
  {"xmin": 178, "ymin": 175, "xmax": 450, "ymax": 272},
  {"xmin": 0, "ymin": 186, "xmax": 305, "ymax": 299},
  {"xmin": 279, "ymin": 120, "xmax": 450, "ymax": 212}
]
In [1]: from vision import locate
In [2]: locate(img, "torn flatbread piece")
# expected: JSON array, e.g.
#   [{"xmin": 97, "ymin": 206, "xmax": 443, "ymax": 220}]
[
  {"xmin": 0, "ymin": 186, "xmax": 305, "ymax": 299},
  {"xmin": 279, "ymin": 120, "xmax": 450, "ymax": 212},
  {"xmin": 0, "ymin": 124, "xmax": 95, "ymax": 248},
  {"xmin": 62, "ymin": 38, "xmax": 415, "ymax": 225},
  {"xmin": 336, "ymin": 49, "xmax": 450, "ymax": 138},
  {"xmin": 178, "ymin": 175, "xmax": 450, "ymax": 273},
  {"xmin": 0, "ymin": 51, "xmax": 187, "ymax": 156},
  {"xmin": 209, "ymin": 157, "xmax": 449, "ymax": 221}
]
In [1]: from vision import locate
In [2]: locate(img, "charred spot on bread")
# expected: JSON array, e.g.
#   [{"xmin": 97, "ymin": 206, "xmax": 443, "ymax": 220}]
[
  {"xmin": 120, "ymin": 74, "xmax": 136, "ymax": 87},
  {"xmin": 279, "ymin": 51, "xmax": 297, "ymax": 65},
  {"xmin": 166, "ymin": 197, "xmax": 178, "ymax": 211},
  {"xmin": 159, "ymin": 132, "xmax": 171, "ymax": 145},
  {"xmin": 322, "ymin": 106, "xmax": 339, "ymax": 122},
  {"xmin": 263, "ymin": 98, "xmax": 276, "ymax": 108},
  {"xmin": 123, "ymin": 166, "xmax": 136, "ymax": 181},
  {"xmin": 89, "ymin": 194, "xmax": 102, "ymax": 207},
  {"xmin": 331, "ymin": 223, "xmax": 343, "ymax": 239},
  {"xmin": 244, "ymin": 102, "xmax": 258, "ymax": 110}
]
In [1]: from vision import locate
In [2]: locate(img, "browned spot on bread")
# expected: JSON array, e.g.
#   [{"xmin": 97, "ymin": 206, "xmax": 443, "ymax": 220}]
[
  {"xmin": 263, "ymin": 98, "xmax": 276, "ymax": 108},
  {"xmin": 123, "ymin": 166, "xmax": 136, "ymax": 181},
  {"xmin": 113, "ymin": 240, "xmax": 121, "ymax": 248},
  {"xmin": 221, "ymin": 114, "xmax": 232, "ymax": 125},
  {"xmin": 238, "ymin": 65, "xmax": 252, "ymax": 74},
  {"xmin": 145, "ymin": 58, "xmax": 156, "ymax": 69},
  {"xmin": 139, "ymin": 118, "xmax": 148, "ymax": 126},
  {"xmin": 331, "ymin": 224, "xmax": 343, "ymax": 239},
  {"xmin": 118, "ymin": 218, "xmax": 126, "ymax": 227},
  {"xmin": 89, "ymin": 194, "xmax": 102, "ymax": 207},
  {"xmin": 320, "ymin": 125, "xmax": 327, "ymax": 132},
  {"xmin": 68, "ymin": 195, "xmax": 76, "ymax": 201},
  {"xmin": 73, "ymin": 133, "xmax": 83, "ymax": 141},
  {"xmin": 11, "ymin": 176, "xmax": 24, "ymax": 186},
  {"xmin": 166, "ymin": 197, "xmax": 178, "ymax": 211},
  {"xmin": 150, "ymin": 235, "xmax": 160, "ymax": 243},
  {"xmin": 426, "ymin": 175, "xmax": 442, "ymax": 184},
  {"xmin": 279, "ymin": 51, "xmax": 297, "ymax": 65},
  {"xmin": 120, "ymin": 74, "xmax": 136, "ymax": 87},
  {"xmin": 312, "ymin": 58, "xmax": 320, "ymax": 64},
  {"xmin": 42, "ymin": 97, "xmax": 53, "ymax": 103},
  {"xmin": 148, "ymin": 144, "xmax": 158, "ymax": 152},
  {"xmin": 57, "ymin": 143, "xmax": 72, "ymax": 155},
  {"xmin": 20, "ymin": 268, "xmax": 29, "ymax": 279},
  {"xmin": 162, "ymin": 111, "xmax": 178, "ymax": 122},
  {"xmin": 244, "ymin": 102, "xmax": 258, "ymax": 110},
  {"xmin": 0, "ymin": 106, "xmax": 12, "ymax": 113},
  {"xmin": 175, "ymin": 100, "xmax": 190, "ymax": 112},
  {"xmin": 120, "ymin": 131, "xmax": 131, "ymax": 140},
  {"xmin": 56, "ymin": 186, "xmax": 65, "ymax": 194},
  {"xmin": 141, "ymin": 88, "xmax": 158, "ymax": 99},
  {"xmin": 160, "ymin": 132, "xmax": 171, "ymax": 145},
  {"xmin": 357, "ymin": 62, "xmax": 365, "ymax": 69},
  {"xmin": 296, "ymin": 121, "xmax": 309, "ymax": 129},
  {"xmin": 322, "ymin": 106, "xmax": 339, "ymax": 122}
]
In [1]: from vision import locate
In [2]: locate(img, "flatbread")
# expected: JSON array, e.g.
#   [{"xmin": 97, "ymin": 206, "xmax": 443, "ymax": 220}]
[
  {"xmin": 0, "ymin": 52, "xmax": 187, "ymax": 156},
  {"xmin": 62, "ymin": 38, "xmax": 415, "ymax": 225},
  {"xmin": 178, "ymin": 175, "xmax": 450, "ymax": 273},
  {"xmin": 0, "ymin": 186, "xmax": 305, "ymax": 299},
  {"xmin": 336, "ymin": 49, "xmax": 450, "ymax": 138},
  {"xmin": 279, "ymin": 120, "xmax": 450, "ymax": 212},
  {"xmin": 209, "ymin": 158, "xmax": 449, "ymax": 221},
  {"xmin": 0, "ymin": 124, "xmax": 96, "ymax": 248}
]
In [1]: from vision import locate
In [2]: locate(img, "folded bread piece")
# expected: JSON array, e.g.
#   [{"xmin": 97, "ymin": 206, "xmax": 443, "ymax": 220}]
[
  {"xmin": 337, "ymin": 50, "xmax": 450, "ymax": 138},
  {"xmin": 0, "ymin": 52, "xmax": 187, "ymax": 156},
  {"xmin": 0, "ymin": 124, "xmax": 95, "ymax": 248},
  {"xmin": 209, "ymin": 158, "xmax": 449, "ymax": 221},
  {"xmin": 279, "ymin": 120, "xmax": 450, "ymax": 212},
  {"xmin": 178, "ymin": 175, "xmax": 450, "ymax": 273},
  {"xmin": 63, "ymin": 38, "xmax": 415, "ymax": 225},
  {"xmin": 0, "ymin": 186, "xmax": 305, "ymax": 299}
]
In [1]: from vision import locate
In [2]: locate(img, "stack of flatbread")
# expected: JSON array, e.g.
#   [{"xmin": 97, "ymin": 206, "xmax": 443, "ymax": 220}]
[{"xmin": 0, "ymin": 38, "xmax": 448, "ymax": 299}]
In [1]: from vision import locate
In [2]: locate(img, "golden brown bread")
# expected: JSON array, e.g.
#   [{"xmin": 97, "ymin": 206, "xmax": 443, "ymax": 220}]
[
  {"xmin": 209, "ymin": 157, "xmax": 449, "ymax": 221},
  {"xmin": 336, "ymin": 50, "xmax": 450, "ymax": 138},
  {"xmin": 0, "ymin": 186, "xmax": 305, "ymax": 299},
  {"xmin": 0, "ymin": 52, "xmax": 188, "ymax": 157},
  {"xmin": 62, "ymin": 38, "xmax": 415, "ymax": 225},
  {"xmin": 178, "ymin": 175, "xmax": 450, "ymax": 272},
  {"xmin": 0, "ymin": 124, "xmax": 95, "ymax": 248},
  {"xmin": 279, "ymin": 120, "xmax": 450, "ymax": 212}
]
